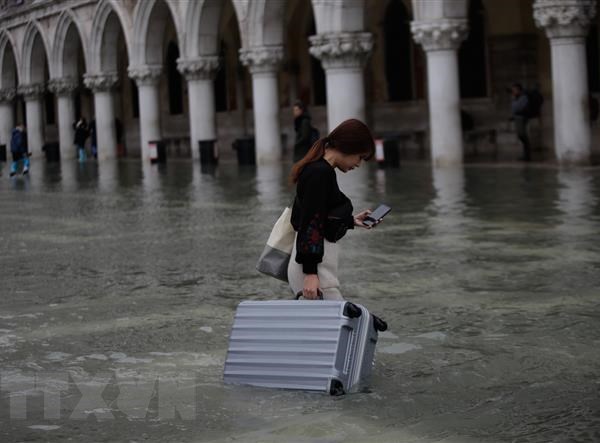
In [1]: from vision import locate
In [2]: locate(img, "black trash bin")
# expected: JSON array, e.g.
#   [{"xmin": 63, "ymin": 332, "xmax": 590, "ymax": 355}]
[
  {"xmin": 43, "ymin": 142, "xmax": 60, "ymax": 162},
  {"xmin": 199, "ymin": 140, "xmax": 218, "ymax": 165},
  {"xmin": 0, "ymin": 144, "xmax": 6, "ymax": 162},
  {"xmin": 383, "ymin": 139, "xmax": 400, "ymax": 168},
  {"xmin": 149, "ymin": 140, "xmax": 166, "ymax": 164},
  {"xmin": 232, "ymin": 137, "xmax": 255, "ymax": 165}
]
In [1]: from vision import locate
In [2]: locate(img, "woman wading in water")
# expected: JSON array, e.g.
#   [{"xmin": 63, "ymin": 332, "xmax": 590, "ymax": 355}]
[{"xmin": 288, "ymin": 118, "xmax": 378, "ymax": 300}]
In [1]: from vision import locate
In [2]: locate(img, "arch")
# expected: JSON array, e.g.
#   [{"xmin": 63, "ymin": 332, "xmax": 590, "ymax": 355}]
[
  {"xmin": 131, "ymin": 0, "xmax": 184, "ymax": 66},
  {"xmin": 21, "ymin": 21, "xmax": 51, "ymax": 84},
  {"xmin": 411, "ymin": 0, "xmax": 468, "ymax": 22},
  {"xmin": 0, "ymin": 30, "xmax": 19, "ymax": 89},
  {"xmin": 215, "ymin": 1, "xmax": 245, "ymax": 113},
  {"xmin": 310, "ymin": 0, "xmax": 365, "ymax": 35},
  {"xmin": 89, "ymin": 0, "xmax": 133, "ymax": 73},
  {"xmin": 284, "ymin": 0, "xmax": 325, "ymax": 106},
  {"xmin": 245, "ymin": 0, "xmax": 287, "ymax": 48},
  {"xmin": 184, "ymin": 0, "xmax": 228, "ymax": 58},
  {"xmin": 52, "ymin": 10, "xmax": 88, "ymax": 78}
]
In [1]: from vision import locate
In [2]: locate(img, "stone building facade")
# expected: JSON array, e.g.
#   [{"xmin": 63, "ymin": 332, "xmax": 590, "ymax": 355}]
[{"xmin": 0, "ymin": 0, "xmax": 598, "ymax": 165}]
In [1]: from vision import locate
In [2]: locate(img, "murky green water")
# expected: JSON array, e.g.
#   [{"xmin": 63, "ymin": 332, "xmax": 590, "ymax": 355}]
[{"xmin": 1, "ymin": 160, "xmax": 599, "ymax": 442}]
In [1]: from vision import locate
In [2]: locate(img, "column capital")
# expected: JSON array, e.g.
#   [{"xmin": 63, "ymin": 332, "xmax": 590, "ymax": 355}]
[
  {"xmin": 239, "ymin": 46, "xmax": 284, "ymax": 74},
  {"xmin": 534, "ymin": 0, "xmax": 597, "ymax": 40},
  {"xmin": 47, "ymin": 77, "xmax": 78, "ymax": 96},
  {"xmin": 308, "ymin": 32, "xmax": 373, "ymax": 69},
  {"xmin": 18, "ymin": 83, "xmax": 45, "ymax": 100},
  {"xmin": 0, "ymin": 87, "xmax": 17, "ymax": 103},
  {"xmin": 411, "ymin": 19, "xmax": 469, "ymax": 51},
  {"xmin": 177, "ymin": 56, "xmax": 220, "ymax": 81},
  {"xmin": 128, "ymin": 65, "xmax": 162, "ymax": 86},
  {"xmin": 83, "ymin": 73, "xmax": 119, "ymax": 92}
]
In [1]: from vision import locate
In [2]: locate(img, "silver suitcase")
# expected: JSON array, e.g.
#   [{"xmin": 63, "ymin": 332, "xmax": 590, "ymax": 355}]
[{"xmin": 223, "ymin": 299, "xmax": 387, "ymax": 395}]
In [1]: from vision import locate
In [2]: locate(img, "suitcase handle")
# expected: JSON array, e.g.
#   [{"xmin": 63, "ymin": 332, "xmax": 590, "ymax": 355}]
[
  {"xmin": 372, "ymin": 314, "xmax": 388, "ymax": 332},
  {"xmin": 295, "ymin": 290, "xmax": 324, "ymax": 300}
]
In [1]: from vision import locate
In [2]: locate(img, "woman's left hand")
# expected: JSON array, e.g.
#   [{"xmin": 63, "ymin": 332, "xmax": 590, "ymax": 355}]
[{"xmin": 354, "ymin": 209, "xmax": 372, "ymax": 229}]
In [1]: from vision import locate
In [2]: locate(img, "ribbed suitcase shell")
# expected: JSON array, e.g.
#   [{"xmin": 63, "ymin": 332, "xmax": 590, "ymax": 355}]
[{"xmin": 223, "ymin": 300, "xmax": 379, "ymax": 395}]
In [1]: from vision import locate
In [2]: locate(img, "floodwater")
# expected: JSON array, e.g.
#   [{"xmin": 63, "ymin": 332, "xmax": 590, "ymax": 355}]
[{"xmin": 0, "ymin": 159, "xmax": 599, "ymax": 443}]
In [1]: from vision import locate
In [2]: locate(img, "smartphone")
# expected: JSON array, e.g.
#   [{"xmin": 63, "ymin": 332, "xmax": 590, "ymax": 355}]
[{"xmin": 363, "ymin": 204, "xmax": 391, "ymax": 227}]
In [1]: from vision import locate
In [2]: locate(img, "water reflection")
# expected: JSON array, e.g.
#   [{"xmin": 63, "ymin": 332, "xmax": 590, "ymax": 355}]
[
  {"xmin": 337, "ymin": 164, "xmax": 369, "ymax": 209},
  {"xmin": 1, "ymin": 161, "xmax": 600, "ymax": 442},
  {"xmin": 430, "ymin": 166, "xmax": 467, "ymax": 233},
  {"xmin": 97, "ymin": 160, "xmax": 119, "ymax": 193},
  {"xmin": 374, "ymin": 168, "xmax": 386, "ymax": 196},
  {"xmin": 255, "ymin": 164, "xmax": 284, "ymax": 207},
  {"xmin": 555, "ymin": 168, "xmax": 598, "ymax": 242},
  {"xmin": 556, "ymin": 169, "xmax": 596, "ymax": 221}
]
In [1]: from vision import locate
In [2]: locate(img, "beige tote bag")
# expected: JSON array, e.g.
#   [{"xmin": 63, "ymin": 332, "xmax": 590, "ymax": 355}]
[{"xmin": 256, "ymin": 207, "xmax": 295, "ymax": 282}]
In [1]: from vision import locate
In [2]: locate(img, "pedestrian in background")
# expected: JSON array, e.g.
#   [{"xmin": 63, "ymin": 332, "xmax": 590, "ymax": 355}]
[
  {"xmin": 73, "ymin": 117, "xmax": 89, "ymax": 162},
  {"xmin": 9, "ymin": 123, "xmax": 29, "ymax": 177},
  {"xmin": 292, "ymin": 100, "xmax": 314, "ymax": 162},
  {"xmin": 510, "ymin": 83, "xmax": 531, "ymax": 161}
]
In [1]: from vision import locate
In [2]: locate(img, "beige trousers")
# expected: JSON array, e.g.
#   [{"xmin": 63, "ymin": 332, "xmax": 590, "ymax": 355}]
[{"xmin": 287, "ymin": 233, "xmax": 344, "ymax": 301}]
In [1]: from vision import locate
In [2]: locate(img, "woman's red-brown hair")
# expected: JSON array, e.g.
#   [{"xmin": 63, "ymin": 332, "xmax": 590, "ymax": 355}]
[{"xmin": 290, "ymin": 118, "xmax": 375, "ymax": 183}]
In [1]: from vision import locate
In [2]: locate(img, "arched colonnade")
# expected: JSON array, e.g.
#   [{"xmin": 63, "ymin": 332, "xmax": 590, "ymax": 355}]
[{"xmin": 0, "ymin": 0, "xmax": 598, "ymax": 166}]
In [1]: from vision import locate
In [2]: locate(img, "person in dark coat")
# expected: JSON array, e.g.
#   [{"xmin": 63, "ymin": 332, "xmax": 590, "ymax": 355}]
[
  {"xmin": 73, "ymin": 117, "xmax": 89, "ymax": 162},
  {"xmin": 89, "ymin": 118, "xmax": 97, "ymax": 159},
  {"xmin": 510, "ymin": 83, "xmax": 531, "ymax": 161},
  {"xmin": 9, "ymin": 123, "xmax": 28, "ymax": 177},
  {"xmin": 293, "ymin": 100, "xmax": 313, "ymax": 162}
]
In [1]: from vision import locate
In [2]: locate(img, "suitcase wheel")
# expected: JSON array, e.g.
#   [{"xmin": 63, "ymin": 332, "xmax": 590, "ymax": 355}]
[
  {"xmin": 372, "ymin": 315, "xmax": 388, "ymax": 332},
  {"xmin": 329, "ymin": 379, "xmax": 345, "ymax": 396},
  {"xmin": 343, "ymin": 302, "xmax": 362, "ymax": 318}
]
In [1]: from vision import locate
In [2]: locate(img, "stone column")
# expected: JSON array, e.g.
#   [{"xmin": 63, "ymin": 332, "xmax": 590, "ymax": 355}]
[
  {"xmin": 239, "ymin": 46, "xmax": 284, "ymax": 164},
  {"xmin": 18, "ymin": 83, "xmax": 46, "ymax": 158},
  {"xmin": 177, "ymin": 57, "xmax": 220, "ymax": 161},
  {"xmin": 534, "ymin": 0, "xmax": 597, "ymax": 164},
  {"xmin": 84, "ymin": 73, "xmax": 119, "ymax": 160},
  {"xmin": 309, "ymin": 32, "xmax": 373, "ymax": 131},
  {"xmin": 128, "ymin": 65, "xmax": 162, "ymax": 161},
  {"xmin": 48, "ymin": 77, "xmax": 78, "ymax": 160},
  {"xmin": 411, "ymin": 20, "xmax": 468, "ymax": 166},
  {"xmin": 0, "ymin": 88, "xmax": 16, "ymax": 149}
]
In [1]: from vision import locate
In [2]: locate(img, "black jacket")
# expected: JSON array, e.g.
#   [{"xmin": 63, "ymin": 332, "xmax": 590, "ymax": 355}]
[
  {"xmin": 73, "ymin": 121, "xmax": 89, "ymax": 146},
  {"xmin": 291, "ymin": 158, "xmax": 354, "ymax": 274}
]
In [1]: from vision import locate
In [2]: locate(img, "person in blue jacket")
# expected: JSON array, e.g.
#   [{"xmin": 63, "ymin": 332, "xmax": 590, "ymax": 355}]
[{"xmin": 9, "ymin": 123, "xmax": 29, "ymax": 177}]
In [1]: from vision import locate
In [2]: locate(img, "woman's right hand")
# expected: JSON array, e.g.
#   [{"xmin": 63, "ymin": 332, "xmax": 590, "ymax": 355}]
[{"xmin": 303, "ymin": 274, "xmax": 320, "ymax": 299}]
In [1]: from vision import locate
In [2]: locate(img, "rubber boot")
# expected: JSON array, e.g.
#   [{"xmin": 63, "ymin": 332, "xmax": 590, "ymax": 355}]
[{"xmin": 10, "ymin": 160, "xmax": 18, "ymax": 177}]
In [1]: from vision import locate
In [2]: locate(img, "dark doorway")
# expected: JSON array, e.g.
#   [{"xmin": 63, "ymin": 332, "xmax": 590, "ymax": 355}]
[
  {"xmin": 131, "ymin": 79, "xmax": 139, "ymax": 119},
  {"xmin": 43, "ymin": 64, "xmax": 55, "ymax": 125},
  {"xmin": 384, "ymin": 0, "xmax": 413, "ymax": 101},
  {"xmin": 459, "ymin": 0, "xmax": 488, "ymax": 98},
  {"xmin": 587, "ymin": 24, "xmax": 599, "ymax": 92},
  {"xmin": 166, "ymin": 41, "xmax": 183, "ymax": 115},
  {"xmin": 215, "ymin": 41, "xmax": 228, "ymax": 112},
  {"xmin": 308, "ymin": 17, "xmax": 326, "ymax": 106}
]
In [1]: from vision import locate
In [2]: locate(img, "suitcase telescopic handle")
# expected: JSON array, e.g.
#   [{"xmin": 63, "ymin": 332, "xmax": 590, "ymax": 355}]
[{"xmin": 295, "ymin": 290, "xmax": 324, "ymax": 300}]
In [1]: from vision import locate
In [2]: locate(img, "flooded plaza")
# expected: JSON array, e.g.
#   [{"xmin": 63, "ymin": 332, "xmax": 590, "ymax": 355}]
[{"xmin": 0, "ymin": 159, "xmax": 599, "ymax": 442}]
